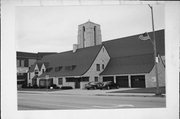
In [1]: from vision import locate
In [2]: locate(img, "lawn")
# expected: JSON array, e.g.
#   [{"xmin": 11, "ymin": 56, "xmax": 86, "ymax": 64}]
[{"xmin": 108, "ymin": 87, "xmax": 166, "ymax": 94}]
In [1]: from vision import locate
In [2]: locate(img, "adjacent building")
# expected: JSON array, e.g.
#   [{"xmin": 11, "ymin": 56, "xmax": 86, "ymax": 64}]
[
  {"xmin": 17, "ymin": 52, "xmax": 56, "ymax": 88},
  {"xmin": 26, "ymin": 21, "xmax": 165, "ymax": 89}
]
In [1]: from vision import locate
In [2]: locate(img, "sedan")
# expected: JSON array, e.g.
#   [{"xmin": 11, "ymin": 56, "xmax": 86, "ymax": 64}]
[
  {"xmin": 99, "ymin": 81, "xmax": 119, "ymax": 90},
  {"xmin": 85, "ymin": 82, "xmax": 103, "ymax": 90}
]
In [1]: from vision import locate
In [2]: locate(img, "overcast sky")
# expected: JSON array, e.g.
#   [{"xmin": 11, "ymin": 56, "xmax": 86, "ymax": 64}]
[{"xmin": 15, "ymin": 4, "xmax": 164, "ymax": 53}]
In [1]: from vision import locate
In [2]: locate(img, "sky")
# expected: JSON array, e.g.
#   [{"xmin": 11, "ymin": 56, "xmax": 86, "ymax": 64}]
[{"xmin": 15, "ymin": 4, "xmax": 164, "ymax": 53}]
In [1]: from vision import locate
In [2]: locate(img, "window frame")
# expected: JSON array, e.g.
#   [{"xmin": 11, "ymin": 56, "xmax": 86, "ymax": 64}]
[
  {"xmin": 96, "ymin": 64, "xmax": 100, "ymax": 71},
  {"xmin": 58, "ymin": 78, "xmax": 63, "ymax": 85}
]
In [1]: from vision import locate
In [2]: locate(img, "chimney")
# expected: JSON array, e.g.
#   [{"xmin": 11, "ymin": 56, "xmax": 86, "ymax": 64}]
[{"xmin": 73, "ymin": 44, "xmax": 78, "ymax": 53}]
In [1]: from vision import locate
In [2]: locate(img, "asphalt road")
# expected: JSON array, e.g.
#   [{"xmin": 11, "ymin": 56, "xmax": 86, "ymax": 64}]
[{"xmin": 18, "ymin": 93, "xmax": 166, "ymax": 110}]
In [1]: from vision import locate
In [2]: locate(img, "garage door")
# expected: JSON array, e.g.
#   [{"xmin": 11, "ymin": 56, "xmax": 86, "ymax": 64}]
[
  {"xmin": 116, "ymin": 76, "xmax": 129, "ymax": 87},
  {"xmin": 131, "ymin": 75, "xmax": 145, "ymax": 88},
  {"xmin": 39, "ymin": 78, "xmax": 53, "ymax": 88},
  {"xmin": 103, "ymin": 76, "xmax": 114, "ymax": 82}
]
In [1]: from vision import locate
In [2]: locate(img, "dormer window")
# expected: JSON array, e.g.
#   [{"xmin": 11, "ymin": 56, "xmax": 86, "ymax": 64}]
[
  {"xmin": 35, "ymin": 70, "xmax": 38, "ymax": 75},
  {"xmin": 42, "ymin": 69, "xmax": 45, "ymax": 73},
  {"xmin": 55, "ymin": 66, "xmax": 63, "ymax": 72},
  {"xmin": 46, "ymin": 67, "xmax": 53, "ymax": 72},
  {"xmin": 65, "ymin": 65, "xmax": 76, "ymax": 71}
]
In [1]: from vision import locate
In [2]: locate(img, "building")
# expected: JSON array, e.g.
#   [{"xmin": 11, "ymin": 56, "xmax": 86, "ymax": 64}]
[
  {"xmin": 27, "ymin": 21, "xmax": 165, "ymax": 89},
  {"xmin": 17, "ymin": 52, "xmax": 56, "ymax": 88}
]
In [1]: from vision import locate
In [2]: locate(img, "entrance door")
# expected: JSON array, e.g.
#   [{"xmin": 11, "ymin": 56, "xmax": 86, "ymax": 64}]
[
  {"xmin": 116, "ymin": 76, "xmax": 129, "ymax": 87},
  {"xmin": 103, "ymin": 76, "xmax": 114, "ymax": 82},
  {"xmin": 131, "ymin": 75, "xmax": 145, "ymax": 88},
  {"xmin": 75, "ymin": 78, "xmax": 80, "ymax": 88}
]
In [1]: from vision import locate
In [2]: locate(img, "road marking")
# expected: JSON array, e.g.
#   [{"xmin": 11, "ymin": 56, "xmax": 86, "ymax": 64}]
[
  {"xmin": 92, "ymin": 104, "xmax": 135, "ymax": 108},
  {"xmin": 116, "ymin": 104, "xmax": 135, "ymax": 107}
]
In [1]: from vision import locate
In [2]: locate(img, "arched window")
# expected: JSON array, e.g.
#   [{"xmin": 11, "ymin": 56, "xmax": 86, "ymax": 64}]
[
  {"xmin": 83, "ymin": 26, "xmax": 85, "ymax": 47},
  {"xmin": 94, "ymin": 26, "xmax": 96, "ymax": 45}
]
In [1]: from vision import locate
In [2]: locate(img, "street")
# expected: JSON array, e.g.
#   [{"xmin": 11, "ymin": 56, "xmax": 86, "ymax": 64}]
[{"xmin": 18, "ymin": 92, "xmax": 166, "ymax": 110}]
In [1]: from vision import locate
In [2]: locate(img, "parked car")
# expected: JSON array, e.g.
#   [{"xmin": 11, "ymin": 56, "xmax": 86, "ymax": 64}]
[
  {"xmin": 61, "ymin": 86, "xmax": 73, "ymax": 90},
  {"xmin": 85, "ymin": 82, "xmax": 103, "ymax": 90},
  {"xmin": 99, "ymin": 81, "xmax": 119, "ymax": 90}
]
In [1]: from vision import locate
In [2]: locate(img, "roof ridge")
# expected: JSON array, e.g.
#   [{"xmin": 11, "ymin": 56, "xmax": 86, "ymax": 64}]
[
  {"xmin": 102, "ymin": 29, "xmax": 164, "ymax": 44},
  {"xmin": 111, "ymin": 53, "xmax": 154, "ymax": 59}
]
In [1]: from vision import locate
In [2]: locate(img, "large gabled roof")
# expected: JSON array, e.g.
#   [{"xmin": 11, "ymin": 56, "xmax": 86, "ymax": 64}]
[
  {"xmin": 103, "ymin": 29, "xmax": 165, "ymax": 58},
  {"xmin": 39, "ymin": 45, "xmax": 102, "ymax": 77},
  {"xmin": 101, "ymin": 29, "xmax": 164, "ymax": 75},
  {"xmin": 35, "ymin": 29, "xmax": 164, "ymax": 77},
  {"xmin": 100, "ymin": 53, "xmax": 154, "ymax": 75}
]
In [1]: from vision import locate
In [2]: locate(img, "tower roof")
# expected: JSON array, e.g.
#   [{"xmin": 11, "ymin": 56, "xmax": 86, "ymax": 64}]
[{"xmin": 78, "ymin": 20, "xmax": 100, "ymax": 26}]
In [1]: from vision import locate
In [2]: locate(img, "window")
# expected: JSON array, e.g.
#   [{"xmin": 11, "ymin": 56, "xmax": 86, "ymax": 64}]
[
  {"xmin": 96, "ymin": 64, "xmax": 100, "ymax": 71},
  {"xmin": 81, "ymin": 77, "xmax": 89, "ymax": 82},
  {"xmin": 42, "ymin": 69, "xmax": 45, "ymax": 73},
  {"xmin": 66, "ymin": 78, "xmax": 76, "ymax": 82},
  {"xmin": 21, "ymin": 60, "xmax": 24, "ymax": 67},
  {"xmin": 58, "ymin": 78, "xmax": 63, "ymax": 85},
  {"xmin": 17, "ymin": 73, "xmax": 24, "ymax": 76},
  {"xmin": 46, "ymin": 67, "xmax": 53, "ymax": 72},
  {"xmin": 102, "ymin": 64, "xmax": 105, "ymax": 70},
  {"xmin": 55, "ymin": 66, "xmax": 62, "ymax": 72},
  {"xmin": 34, "ymin": 70, "xmax": 38, "ymax": 75},
  {"xmin": 94, "ymin": 77, "xmax": 98, "ymax": 82},
  {"xmin": 65, "ymin": 65, "xmax": 76, "ymax": 71},
  {"xmin": 17, "ymin": 60, "xmax": 20, "ymax": 67}
]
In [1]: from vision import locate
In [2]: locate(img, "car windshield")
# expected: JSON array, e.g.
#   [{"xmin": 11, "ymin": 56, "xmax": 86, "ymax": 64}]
[
  {"xmin": 103, "ymin": 81, "xmax": 111, "ymax": 85},
  {"xmin": 89, "ymin": 82, "xmax": 96, "ymax": 85}
]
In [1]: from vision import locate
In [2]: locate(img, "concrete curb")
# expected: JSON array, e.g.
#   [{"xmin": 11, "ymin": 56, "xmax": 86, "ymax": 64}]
[{"xmin": 18, "ymin": 91, "xmax": 165, "ymax": 98}]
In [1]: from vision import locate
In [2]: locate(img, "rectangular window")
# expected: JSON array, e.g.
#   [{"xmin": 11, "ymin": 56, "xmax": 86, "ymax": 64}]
[
  {"xmin": 55, "ymin": 66, "xmax": 62, "ymax": 72},
  {"xmin": 102, "ymin": 64, "xmax": 104, "ymax": 70},
  {"xmin": 58, "ymin": 78, "xmax": 63, "ymax": 85},
  {"xmin": 46, "ymin": 67, "xmax": 53, "ymax": 72},
  {"xmin": 35, "ymin": 70, "xmax": 38, "ymax": 75},
  {"xmin": 17, "ymin": 60, "xmax": 20, "ymax": 67},
  {"xmin": 65, "ymin": 65, "xmax": 76, "ymax": 71},
  {"xmin": 21, "ymin": 60, "xmax": 24, "ymax": 67},
  {"xmin": 42, "ymin": 69, "xmax": 45, "ymax": 73},
  {"xmin": 94, "ymin": 77, "xmax": 98, "ymax": 82},
  {"xmin": 66, "ymin": 78, "xmax": 76, "ymax": 82},
  {"xmin": 96, "ymin": 64, "xmax": 100, "ymax": 71},
  {"xmin": 81, "ymin": 77, "xmax": 89, "ymax": 82}
]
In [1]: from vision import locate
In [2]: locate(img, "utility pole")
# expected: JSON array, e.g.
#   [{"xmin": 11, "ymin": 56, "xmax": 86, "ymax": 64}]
[{"xmin": 148, "ymin": 4, "xmax": 161, "ymax": 96}]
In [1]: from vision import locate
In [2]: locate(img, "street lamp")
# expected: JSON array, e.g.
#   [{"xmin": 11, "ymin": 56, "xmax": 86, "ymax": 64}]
[
  {"xmin": 139, "ymin": 5, "xmax": 161, "ymax": 96},
  {"xmin": 148, "ymin": 4, "xmax": 161, "ymax": 96}
]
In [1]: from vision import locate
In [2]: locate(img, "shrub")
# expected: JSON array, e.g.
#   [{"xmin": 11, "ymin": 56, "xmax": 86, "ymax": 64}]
[
  {"xmin": 32, "ymin": 84, "xmax": 39, "ymax": 88},
  {"xmin": 21, "ymin": 84, "xmax": 27, "ymax": 88},
  {"xmin": 61, "ymin": 86, "xmax": 73, "ymax": 90}
]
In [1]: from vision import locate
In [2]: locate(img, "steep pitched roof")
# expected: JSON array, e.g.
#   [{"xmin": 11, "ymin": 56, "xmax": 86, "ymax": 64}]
[
  {"xmin": 28, "ymin": 62, "xmax": 48, "ymax": 72},
  {"xmin": 38, "ymin": 45, "xmax": 102, "ymax": 78},
  {"xmin": 103, "ymin": 29, "xmax": 165, "ymax": 58},
  {"xmin": 37, "ymin": 52, "xmax": 57, "ymax": 60},
  {"xmin": 101, "ymin": 29, "xmax": 164, "ymax": 75},
  {"xmin": 100, "ymin": 54, "xmax": 154, "ymax": 75}
]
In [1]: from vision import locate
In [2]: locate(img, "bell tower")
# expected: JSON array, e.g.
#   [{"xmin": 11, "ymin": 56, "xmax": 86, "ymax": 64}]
[{"xmin": 77, "ymin": 21, "xmax": 102, "ymax": 49}]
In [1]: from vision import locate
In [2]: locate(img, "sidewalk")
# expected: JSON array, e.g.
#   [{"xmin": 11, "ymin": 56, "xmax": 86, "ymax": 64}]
[{"xmin": 18, "ymin": 88, "xmax": 165, "ymax": 97}]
